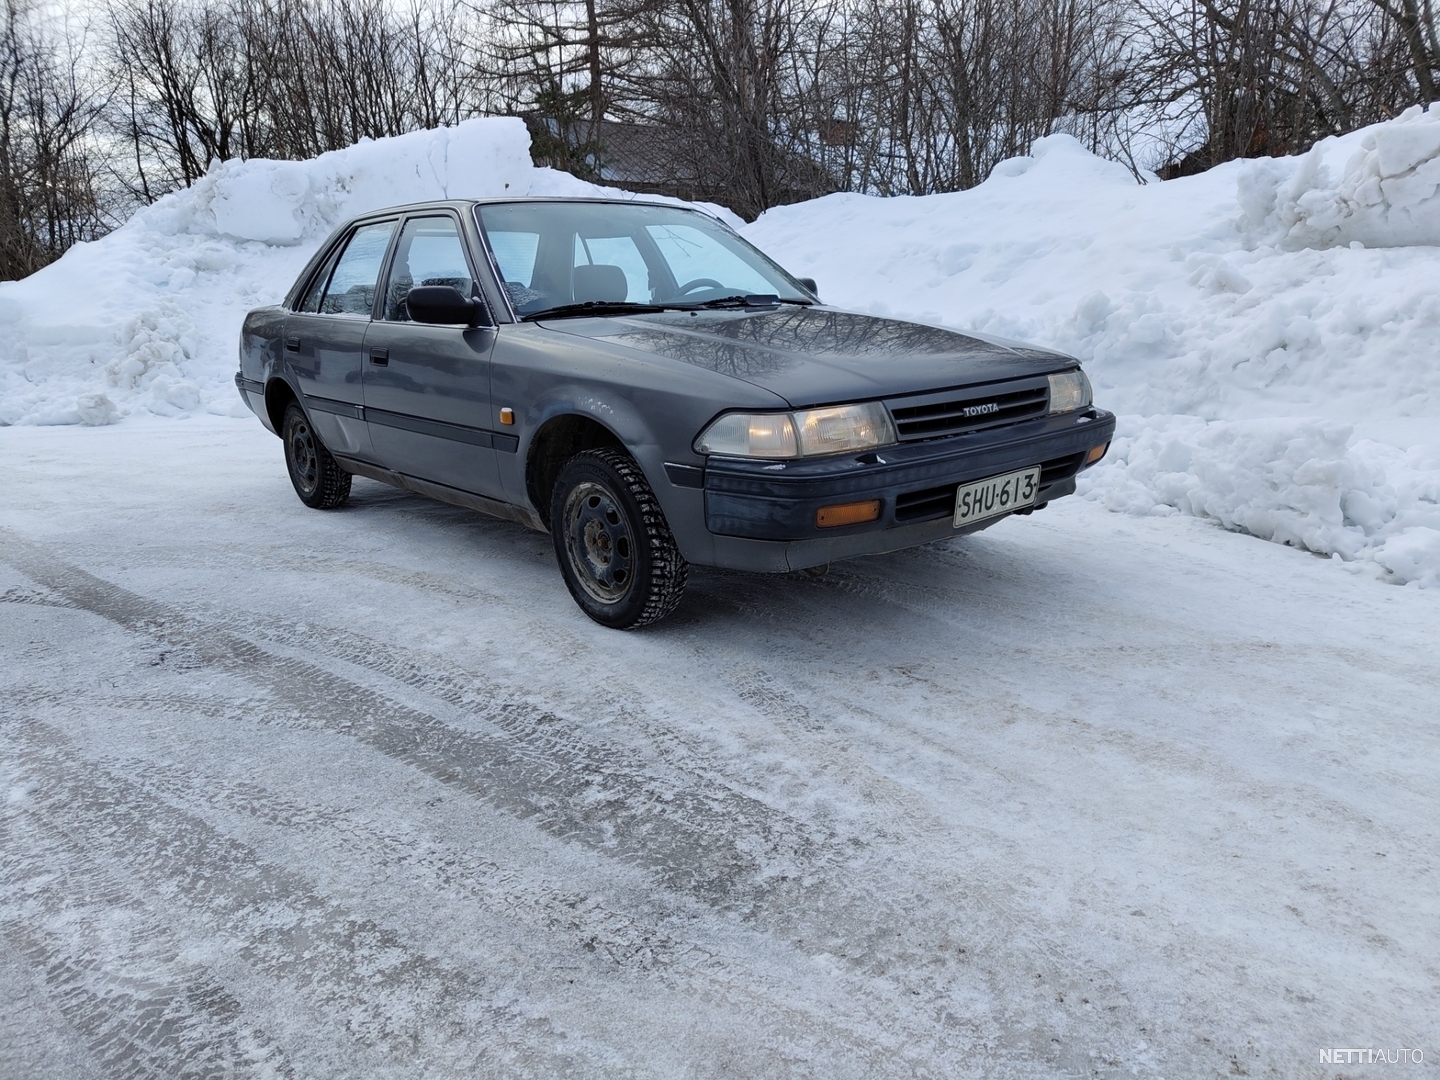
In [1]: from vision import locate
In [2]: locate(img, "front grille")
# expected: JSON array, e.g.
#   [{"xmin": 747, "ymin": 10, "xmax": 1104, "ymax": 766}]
[
  {"xmin": 888, "ymin": 381, "xmax": 1048, "ymax": 441},
  {"xmin": 893, "ymin": 451, "xmax": 1088, "ymax": 524}
]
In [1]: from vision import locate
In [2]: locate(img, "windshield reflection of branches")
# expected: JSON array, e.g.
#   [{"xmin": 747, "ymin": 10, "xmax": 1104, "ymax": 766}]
[{"xmin": 648, "ymin": 226, "xmax": 701, "ymax": 255}]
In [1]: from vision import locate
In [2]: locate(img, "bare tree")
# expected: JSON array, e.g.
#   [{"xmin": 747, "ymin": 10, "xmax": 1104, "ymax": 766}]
[
  {"xmin": 1132, "ymin": 0, "xmax": 1436, "ymax": 175},
  {"xmin": 7, "ymin": 0, "xmax": 1439, "ymax": 276},
  {"xmin": 107, "ymin": 0, "xmax": 499, "ymax": 194},
  {"xmin": 1, "ymin": 0, "xmax": 112, "ymax": 279}
]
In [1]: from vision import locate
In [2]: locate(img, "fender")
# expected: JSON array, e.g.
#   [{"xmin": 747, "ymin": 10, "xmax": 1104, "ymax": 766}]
[
  {"xmin": 522, "ymin": 385, "xmax": 662, "ymax": 466},
  {"xmin": 261, "ymin": 371, "xmax": 308, "ymax": 436},
  {"xmin": 514, "ymin": 387, "xmax": 720, "ymax": 561},
  {"xmin": 519, "ymin": 385, "xmax": 665, "ymax": 496}
]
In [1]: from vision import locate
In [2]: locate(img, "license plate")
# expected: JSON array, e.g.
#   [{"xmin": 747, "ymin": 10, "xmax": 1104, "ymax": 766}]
[{"xmin": 953, "ymin": 466, "xmax": 1041, "ymax": 527}]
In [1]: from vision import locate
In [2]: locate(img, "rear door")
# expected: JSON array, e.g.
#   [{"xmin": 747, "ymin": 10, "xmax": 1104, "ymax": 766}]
[
  {"xmin": 285, "ymin": 219, "xmax": 396, "ymax": 460},
  {"xmin": 361, "ymin": 213, "xmax": 503, "ymax": 498}
]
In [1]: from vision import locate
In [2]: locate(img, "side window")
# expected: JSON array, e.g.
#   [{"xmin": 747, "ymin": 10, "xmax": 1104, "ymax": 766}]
[
  {"xmin": 319, "ymin": 220, "xmax": 395, "ymax": 316},
  {"xmin": 383, "ymin": 216, "xmax": 477, "ymax": 321},
  {"xmin": 297, "ymin": 243, "xmax": 342, "ymax": 313}
]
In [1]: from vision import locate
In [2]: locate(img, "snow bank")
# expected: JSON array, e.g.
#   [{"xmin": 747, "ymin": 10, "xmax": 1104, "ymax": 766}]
[
  {"xmin": 0, "ymin": 117, "xmax": 653, "ymax": 427},
  {"xmin": 1078, "ymin": 416, "xmax": 1440, "ymax": 585},
  {"xmin": 743, "ymin": 115, "xmax": 1440, "ymax": 584},
  {"xmin": 1240, "ymin": 104, "xmax": 1440, "ymax": 249}
]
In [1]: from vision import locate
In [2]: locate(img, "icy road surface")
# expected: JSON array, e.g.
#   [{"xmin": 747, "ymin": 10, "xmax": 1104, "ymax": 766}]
[{"xmin": 2, "ymin": 418, "xmax": 1436, "ymax": 1079}]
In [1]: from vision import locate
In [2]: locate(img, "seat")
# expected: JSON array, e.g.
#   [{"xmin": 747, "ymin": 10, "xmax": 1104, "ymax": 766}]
[{"xmin": 572, "ymin": 264, "xmax": 628, "ymax": 304}]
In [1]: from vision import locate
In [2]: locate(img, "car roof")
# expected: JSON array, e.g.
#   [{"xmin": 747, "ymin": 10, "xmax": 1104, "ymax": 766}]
[{"xmin": 346, "ymin": 196, "xmax": 693, "ymax": 223}]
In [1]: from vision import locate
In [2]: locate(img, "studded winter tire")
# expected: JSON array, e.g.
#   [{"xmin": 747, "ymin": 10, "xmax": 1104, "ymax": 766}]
[
  {"xmin": 282, "ymin": 402, "xmax": 352, "ymax": 509},
  {"xmin": 550, "ymin": 448, "xmax": 688, "ymax": 629}
]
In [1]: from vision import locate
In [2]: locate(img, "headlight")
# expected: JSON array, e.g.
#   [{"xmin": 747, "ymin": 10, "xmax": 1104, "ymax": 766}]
[
  {"xmin": 693, "ymin": 411, "xmax": 799, "ymax": 457},
  {"xmin": 1048, "ymin": 369, "xmax": 1093, "ymax": 414},
  {"xmin": 695, "ymin": 401, "xmax": 897, "ymax": 458}
]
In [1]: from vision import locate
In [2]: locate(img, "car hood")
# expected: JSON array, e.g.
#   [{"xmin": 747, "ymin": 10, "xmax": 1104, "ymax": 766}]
[{"xmin": 540, "ymin": 305, "xmax": 1075, "ymax": 407}]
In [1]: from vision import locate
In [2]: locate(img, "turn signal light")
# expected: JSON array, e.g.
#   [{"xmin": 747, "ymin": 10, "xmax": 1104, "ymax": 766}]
[
  {"xmin": 1085, "ymin": 443, "xmax": 1109, "ymax": 466},
  {"xmin": 816, "ymin": 500, "xmax": 881, "ymax": 528}
]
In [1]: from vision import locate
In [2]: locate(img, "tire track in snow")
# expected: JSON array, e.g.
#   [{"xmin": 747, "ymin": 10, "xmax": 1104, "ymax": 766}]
[
  {"xmin": 2, "ymin": 651, "xmax": 1006, "ymax": 1077},
  {"xmin": 1, "ymin": 531, "xmax": 1166, "ymax": 1076},
  {"xmin": 0, "ymin": 938, "xmax": 105, "ymax": 1079},
  {"xmin": 1, "ymin": 536, "xmax": 845, "ymax": 907},
  {"xmin": 23, "ymin": 712, "xmax": 929, "ymax": 1078},
  {"xmin": 0, "ymin": 737, "xmax": 298, "ymax": 1080},
  {"xmin": 0, "ymin": 717, "xmax": 617, "ymax": 1079}
]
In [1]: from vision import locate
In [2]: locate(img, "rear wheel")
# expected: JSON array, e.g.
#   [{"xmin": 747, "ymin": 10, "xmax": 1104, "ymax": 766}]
[
  {"xmin": 550, "ymin": 448, "xmax": 687, "ymax": 629},
  {"xmin": 282, "ymin": 402, "xmax": 351, "ymax": 509}
]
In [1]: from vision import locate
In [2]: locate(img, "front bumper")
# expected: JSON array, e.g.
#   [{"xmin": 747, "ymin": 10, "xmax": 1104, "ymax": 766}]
[{"xmin": 693, "ymin": 407, "xmax": 1114, "ymax": 554}]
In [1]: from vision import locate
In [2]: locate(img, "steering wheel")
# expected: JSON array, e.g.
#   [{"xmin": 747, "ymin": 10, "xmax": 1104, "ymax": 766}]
[{"xmin": 674, "ymin": 278, "xmax": 725, "ymax": 296}]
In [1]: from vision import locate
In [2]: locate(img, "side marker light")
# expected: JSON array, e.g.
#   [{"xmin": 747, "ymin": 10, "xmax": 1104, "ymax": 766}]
[{"xmin": 499, "ymin": 408, "xmax": 515, "ymax": 425}]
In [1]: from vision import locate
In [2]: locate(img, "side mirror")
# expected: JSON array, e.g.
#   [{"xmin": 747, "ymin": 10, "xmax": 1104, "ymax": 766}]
[
  {"xmin": 798, "ymin": 277, "xmax": 818, "ymax": 297},
  {"xmin": 407, "ymin": 285, "xmax": 486, "ymax": 326}
]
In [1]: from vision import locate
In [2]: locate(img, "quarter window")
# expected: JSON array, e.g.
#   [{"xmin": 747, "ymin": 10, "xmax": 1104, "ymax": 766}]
[
  {"xmin": 319, "ymin": 221, "xmax": 395, "ymax": 316},
  {"xmin": 297, "ymin": 244, "xmax": 342, "ymax": 313}
]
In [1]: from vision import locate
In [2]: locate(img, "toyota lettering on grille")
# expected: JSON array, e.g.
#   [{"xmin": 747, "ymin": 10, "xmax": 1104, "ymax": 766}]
[{"xmin": 961, "ymin": 401, "xmax": 1000, "ymax": 418}]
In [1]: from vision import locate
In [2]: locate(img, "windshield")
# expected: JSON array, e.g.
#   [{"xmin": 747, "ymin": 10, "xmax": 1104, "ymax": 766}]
[{"xmin": 475, "ymin": 201, "xmax": 812, "ymax": 318}]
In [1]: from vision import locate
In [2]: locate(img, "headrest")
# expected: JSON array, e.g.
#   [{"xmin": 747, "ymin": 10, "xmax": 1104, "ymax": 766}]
[{"xmin": 573, "ymin": 263, "xmax": 628, "ymax": 303}]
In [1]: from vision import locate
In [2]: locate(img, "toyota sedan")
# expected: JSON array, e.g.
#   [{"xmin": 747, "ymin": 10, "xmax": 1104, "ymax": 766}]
[{"xmin": 236, "ymin": 198, "xmax": 1115, "ymax": 628}]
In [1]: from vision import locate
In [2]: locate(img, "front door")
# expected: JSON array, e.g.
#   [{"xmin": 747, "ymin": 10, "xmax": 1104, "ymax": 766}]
[
  {"xmin": 362, "ymin": 213, "xmax": 503, "ymax": 499},
  {"xmin": 285, "ymin": 219, "xmax": 396, "ymax": 460}
]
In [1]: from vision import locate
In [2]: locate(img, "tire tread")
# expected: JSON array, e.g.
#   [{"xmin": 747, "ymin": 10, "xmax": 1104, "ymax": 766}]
[
  {"xmin": 554, "ymin": 448, "xmax": 687, "ymax": 628},
  {"xmin": 283, "ymin": 402, "xmax": 352, "ymax": 509}
]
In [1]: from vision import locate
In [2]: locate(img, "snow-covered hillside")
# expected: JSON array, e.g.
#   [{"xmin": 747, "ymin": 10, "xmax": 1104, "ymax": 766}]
[
  {"xmin": 747, "ymin": 105, "xmax": 1440, "ymax": 587},
  {"xmin": 1, "ymin": 110, "xmax": 1437, "ymax": 585}
]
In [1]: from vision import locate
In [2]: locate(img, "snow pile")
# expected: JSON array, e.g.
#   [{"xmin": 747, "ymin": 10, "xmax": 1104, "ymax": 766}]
[
  {"xmin": 0, "ymin": 117, "xmax": 623, "ymax": 426},
  {"xmin": 1079, "ymin": 416, "xmax": 1440, "ymax": 586},
  {"xmin": 1240, "ymin": 104, "xmax": 1440, "ymax": 249},
  {"xmin": 744, "ymin": 114, "xmax": 1440, "ymax": 585}
]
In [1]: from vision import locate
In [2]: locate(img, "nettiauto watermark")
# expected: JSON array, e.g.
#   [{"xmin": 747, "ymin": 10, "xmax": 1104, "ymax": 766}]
[{"xmin": 1320, "ymin": 1048, "xmax": 1424, "ymax": 1065}]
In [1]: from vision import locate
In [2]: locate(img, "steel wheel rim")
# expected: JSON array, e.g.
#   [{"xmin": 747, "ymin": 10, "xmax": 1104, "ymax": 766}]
[
  {"xmin": 290, "ymin": 418, "xmax": 319, "ymax": 494},
  {"xmin": 564, "ymin": 480, "xmax": 635, "ymax": 605}
]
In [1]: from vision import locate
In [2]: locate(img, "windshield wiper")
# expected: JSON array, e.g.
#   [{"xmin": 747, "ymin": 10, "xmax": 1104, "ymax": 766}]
[
  {"xmin": 684, "ymin": 294, "xmax": 812, "ymax": 310},
  {"xmin": 523, "ymin": 301, "xmax": 673, "ymax": 321}
]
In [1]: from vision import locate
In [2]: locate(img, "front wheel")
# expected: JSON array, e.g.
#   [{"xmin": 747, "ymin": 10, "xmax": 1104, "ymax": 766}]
[
  {"xmin": 550, "ymin": 449, "xmax": 688, "ymax": 629},
  {"xmin": 282, "ymin": 402, "xmax": 352, "ymax": 509}
]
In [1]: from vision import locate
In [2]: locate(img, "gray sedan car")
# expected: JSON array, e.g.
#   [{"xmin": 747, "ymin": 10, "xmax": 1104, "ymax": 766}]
[{"xmin": 236, "ymin": 198, "xmax": 1115, "ymax": 628}]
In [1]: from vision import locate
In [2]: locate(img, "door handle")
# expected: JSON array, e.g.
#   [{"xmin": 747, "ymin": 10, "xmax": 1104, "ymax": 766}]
[
  {"xmin": 369, "ymin": 348, "xmax": 389, "ymax": 366},
  {"xmin": 285, "ymin": 335, "xmax": 300, "ymax": 352}
]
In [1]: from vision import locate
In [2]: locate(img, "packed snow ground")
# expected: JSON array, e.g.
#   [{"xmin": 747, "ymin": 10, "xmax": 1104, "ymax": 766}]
[{"xmin": 3, "ymin": 417, "xmax": 1438, "ymax": 1078}]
